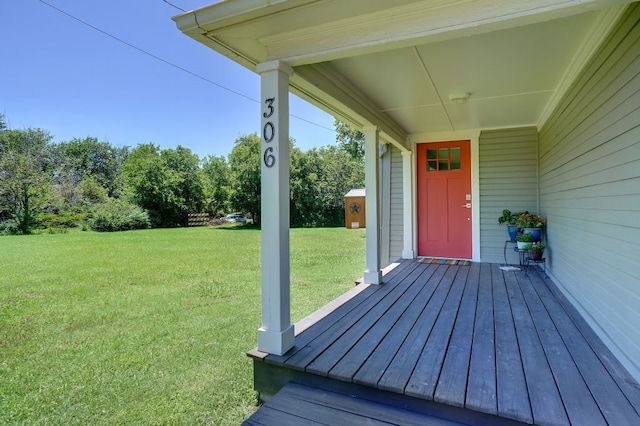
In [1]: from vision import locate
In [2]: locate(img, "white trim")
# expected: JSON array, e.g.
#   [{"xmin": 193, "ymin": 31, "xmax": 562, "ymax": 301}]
[
  {"xmin": 470, "ymin": 135, "xmax": 481, "ymax": 262},
  {"xmin": 380, "ymin": 149, "xmax": 391, "ymax": 267},
  {"xmin": 401, "ymin": 150, "xmax": 415, "ymax": 259},
  {"xmin": 363, "ymin": 125, "xmax": 382, "ymax": 285}
]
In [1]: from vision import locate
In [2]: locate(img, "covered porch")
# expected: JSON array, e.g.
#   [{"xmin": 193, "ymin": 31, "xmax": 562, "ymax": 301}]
[
  {"xmin": 171, "ymin": 1, "xmax": 640, "ymax": 422},
  {"xmin": 247, "ymin": 260, "xmax": 640, "ymax": 425}
]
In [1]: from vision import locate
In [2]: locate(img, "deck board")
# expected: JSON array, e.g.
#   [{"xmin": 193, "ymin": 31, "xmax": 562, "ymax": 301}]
[
  {"xmin": 540, "ymin": 272, "xmax": 640, "ymax": 415},
  {"xmin": 377, "ymin": 264, "xmax": 453, "ymax": 394},
  {"xmin": 433, "ymin": 262, "xmax": 479, "ymax": 407},
  {"xmin": 517, "ymin": 273, "xmax": 607, "ymax": 425},
  {"xmin": 528, "ymin": 272, "xmax": 640, "ymax": 425},
  {"xmin": 328, "ymin": 263, "xmax": 435, "ymax": 381},
  {"xmin": 405, "ymin": 265, "xmax": 468, "ymax": 399},
  {"xmin": 505, "ymin": 271, "xmax": 569, "ymax": 426},
  {"xmin": 251, "ymin": 260, "xmax": 640, "ymax": 426},
  {"xmin": 352, "ymin": 264, "xmax": 440, "ymax": 386},
  {"xmin": 305, "ymin": 262, "xmax": 423, "ymax": 376},
  {"xmin": 466, "ymin": 263, "xmax": 497, "ymax": 416},
  {"xmin": 244, "ymin": 382, "xmax": 467, "ymax": 426},
  {"xmin": 285, "ymin": 261, "xmax": 420, "ymax": 371},
  {"xmin": 492, "ymin": 263, "xmax": 532, "ymax": 423}
]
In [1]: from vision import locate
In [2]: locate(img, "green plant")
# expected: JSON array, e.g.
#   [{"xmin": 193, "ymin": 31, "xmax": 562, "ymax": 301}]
[
  {"xmin": 497, "ymin": 209, "xmax": 522, "ymax": 226},
  {"xmin": 516, "ymin": 233, "xmax": 534, "ymax": 242},
  {"xmin": 515, "ymin": 212, "xmax": 546, "ymax": 229},
  {"xmin": 529, "ymin": 242, "xmax": 545, "ymax": 251}
]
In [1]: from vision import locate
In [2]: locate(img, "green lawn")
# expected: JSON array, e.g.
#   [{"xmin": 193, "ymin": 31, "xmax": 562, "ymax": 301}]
[{"xmin": 0, "ymin": 226, "xmax": 365, "ymax": 425}]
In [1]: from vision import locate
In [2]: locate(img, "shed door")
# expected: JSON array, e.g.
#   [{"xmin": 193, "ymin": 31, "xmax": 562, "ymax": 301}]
[{"xmin": 417, "ymin": 141, "xmax": 472, "ymax": 258}]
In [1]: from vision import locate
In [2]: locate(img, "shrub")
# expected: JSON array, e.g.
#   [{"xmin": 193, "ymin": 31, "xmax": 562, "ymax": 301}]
[
  {"xmin": 35, "ymin": 210, "xmax": 89, "ymax": 230},
  {"xmin": 88, "ymin": 201, "xmax": 150, "ymax": 232},
  {"xmin": 0, "ymin": 218, "xmax": 21, "ymax": 235}
]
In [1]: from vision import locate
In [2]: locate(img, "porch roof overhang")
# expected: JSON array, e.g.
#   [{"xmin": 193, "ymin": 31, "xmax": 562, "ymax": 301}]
[{"xmin": 173, "ymin": 0, "xmax": 631, "ymax": 150}]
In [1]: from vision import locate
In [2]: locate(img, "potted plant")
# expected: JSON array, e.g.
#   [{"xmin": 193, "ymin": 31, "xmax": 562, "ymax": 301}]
[
  {"xmin": 515, "ymin": 212, "xmax": 546, "ymax": 242},
  {"xmin": 516, "ymin": 232, "xmax": 534, "ymax": 250},
  {"xmin": 528, "ymin": 242, "xmax": 545, "ymax": 261},
  {"xmin": 498, "ymin": 209, "xmax": 522, "ymax": 242}
]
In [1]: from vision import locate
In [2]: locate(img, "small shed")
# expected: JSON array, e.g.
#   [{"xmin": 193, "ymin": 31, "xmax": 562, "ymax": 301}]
[{"xmin": 344, "ymin": 188, "xmax": 366, "ymax": 229}]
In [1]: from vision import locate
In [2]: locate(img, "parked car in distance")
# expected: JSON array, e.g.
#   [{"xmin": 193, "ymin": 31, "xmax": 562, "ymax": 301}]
[{"xmin": 224, "ymin": 212, "xmax": 246, "ymax": 223}]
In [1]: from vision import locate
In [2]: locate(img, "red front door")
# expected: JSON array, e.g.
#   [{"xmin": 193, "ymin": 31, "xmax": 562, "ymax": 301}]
[{"xmin": 417, "ymin": 140, "xmax": 472, "ymax": 258}]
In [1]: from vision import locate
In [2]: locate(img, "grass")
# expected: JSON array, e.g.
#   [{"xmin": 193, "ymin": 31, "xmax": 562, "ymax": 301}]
[{"xmin": 0, "ymin": 226, "xmax": 365, "ymax": 425}]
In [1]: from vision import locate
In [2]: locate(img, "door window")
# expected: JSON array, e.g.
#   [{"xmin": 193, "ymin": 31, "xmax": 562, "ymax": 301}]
[{"xmin": 426, "ymin": 147, "xmax": 461, "ymax": 172}]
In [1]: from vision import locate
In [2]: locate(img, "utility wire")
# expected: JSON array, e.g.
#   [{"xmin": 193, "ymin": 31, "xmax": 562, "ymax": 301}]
[
  {"xmin": 162, "ymin": 0, "xmax": 186, "ymax": 13},
  {"xmin": 36, "ymin": 0, "xmax": 336, "ymax": 133}
]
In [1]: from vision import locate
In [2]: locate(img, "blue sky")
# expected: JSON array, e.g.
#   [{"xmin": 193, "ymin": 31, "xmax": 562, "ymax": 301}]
[{"xmin": 1, "ymin": 0, "xmax": 337, "ymax": 158}]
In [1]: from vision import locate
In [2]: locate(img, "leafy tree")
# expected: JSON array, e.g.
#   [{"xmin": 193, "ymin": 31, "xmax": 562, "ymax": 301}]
[
  {"xmin": 121, "ymin": 144, "xmax": 203, "ymax": 227},
  {"xmin": 79, "ymin": 177, "xmax": 109, "ymax": 205},
  {"xmin": 201, "ymin": 154, "xmax": 230, "ymax": 216},
  {"xmin": 334, "ymin": 119, "xmax": 364, "ymax": 160},
  {"xmin": 315, "ymin": 145, "xmax": 365, "ymax": 226},
  {"xmin": 228, "ymin": 134, "xmax": 261, "ymax": 224},
  {"xmin": 0, "ymin": 127, "xmax": 54, "ymax": 233},
  {"xmin": 290, "ymin": 143, "xmax": 323, "ymax": 227},
  {"xmin": 161, "ymin": 145, "xmax": 204, "ymax": 216},
  {"xmin": 55, "ymin": 137, "xmax": 128, "ymax": 198}
]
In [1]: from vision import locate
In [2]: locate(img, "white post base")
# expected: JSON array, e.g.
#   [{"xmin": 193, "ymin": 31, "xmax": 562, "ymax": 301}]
[
  {"xmin": 363, "ymin": 270, "xmax": 383, "ymax": 285},
  {"xmin": 258, "ymin": 325, "xmax": 295, "ymax": 356},
  {"xmin": 402, "ymin": 249, "xmax": 415, "ymax": 259}
]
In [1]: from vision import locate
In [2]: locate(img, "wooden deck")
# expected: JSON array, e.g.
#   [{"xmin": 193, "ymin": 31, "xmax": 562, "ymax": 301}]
[{"xmin": 247, "ymin": 260, "xmax": 640, "ymax": 425}]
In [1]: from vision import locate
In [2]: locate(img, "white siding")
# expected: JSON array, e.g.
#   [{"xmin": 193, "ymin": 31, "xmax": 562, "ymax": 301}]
[
  {"xmin": 539, "ymin": 3, "xmax": 640, "ymax": 380},
  {"xmin": 478, "ymin": 127, "xmax": 539, "ymax": 263},
  {"xmin": 389, "ymin": 146, "xmax": 404, "ymax": 261}
]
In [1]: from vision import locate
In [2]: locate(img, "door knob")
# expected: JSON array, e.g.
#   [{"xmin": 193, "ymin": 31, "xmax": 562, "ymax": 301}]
[{"xmin": 461, "ymin": 203, "xmax": 471, "ymax": 208}]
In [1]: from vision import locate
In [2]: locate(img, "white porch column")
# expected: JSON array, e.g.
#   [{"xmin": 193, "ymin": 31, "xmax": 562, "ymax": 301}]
[
  {"xmin": 363, "ymin": 126, "xmax": 382, "ymax": 284},
  {"xmin": 256, "ymin": 60, "xmax": 294, "ymax": 355},
  {"xmin": 401, "ymin": 150, "xmax": 415, "ymax": 259}
]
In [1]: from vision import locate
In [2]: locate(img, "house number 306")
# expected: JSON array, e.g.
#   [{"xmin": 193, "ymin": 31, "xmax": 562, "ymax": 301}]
[{"xmin": 262, "ymin": 97, "xmax": 276, "ymax": 168}]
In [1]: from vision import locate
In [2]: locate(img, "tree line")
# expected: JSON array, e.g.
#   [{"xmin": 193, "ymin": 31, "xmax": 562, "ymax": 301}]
[{"xmin": 0, "ymin": 113, "xmax": 365, "ymax": 233}]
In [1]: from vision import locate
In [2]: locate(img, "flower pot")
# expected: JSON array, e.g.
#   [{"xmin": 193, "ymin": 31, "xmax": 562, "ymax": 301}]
[
  {"xmin": 507, "ymin": 225, "xmax": 519, "ymax": 242},
  {"xmin": 523, "ymin": 227, "xmax": 542, "ymax": 242},
  {"xmin": 529, "ymin": 250, "xmax": 544, "ymax": 261},
  {"xmin": 517, "ymin": 241, "xmax": 532, "ymax": 250}
]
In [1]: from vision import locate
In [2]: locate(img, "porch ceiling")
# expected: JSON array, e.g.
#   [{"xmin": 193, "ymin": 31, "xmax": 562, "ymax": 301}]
[{"xmin": 173, "ymin": 0, "xmax": 631, "ymax": 146}]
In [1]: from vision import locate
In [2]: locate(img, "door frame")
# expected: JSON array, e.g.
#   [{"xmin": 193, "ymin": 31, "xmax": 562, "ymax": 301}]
[{"xmin": 410, "ymin": 131, "xmax": 481, "ymax": 262}]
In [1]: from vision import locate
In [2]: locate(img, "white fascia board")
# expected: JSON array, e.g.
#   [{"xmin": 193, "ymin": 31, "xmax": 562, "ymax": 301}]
[
  {"xmin": 172, "ymin": 0, "xmax": 318, "ymax": 71},
  {"xmin": 172, "ymin": 0, "xmax": 316, "ymax": 34},
  {"xmin": 262, "ymin": 0, "xmax": 630, "ymax": 66}
]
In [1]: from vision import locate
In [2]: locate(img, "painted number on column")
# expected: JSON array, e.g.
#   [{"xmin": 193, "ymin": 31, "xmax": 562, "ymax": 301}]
[{"xmin": 263, "ymin": 97, "xmax": 276, "ymax": 168}]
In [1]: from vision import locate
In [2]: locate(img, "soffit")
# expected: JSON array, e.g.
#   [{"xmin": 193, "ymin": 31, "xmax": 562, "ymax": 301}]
[{"xmin": 329, "ymin": 12, "xmax": 598, "ymax": 135}]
